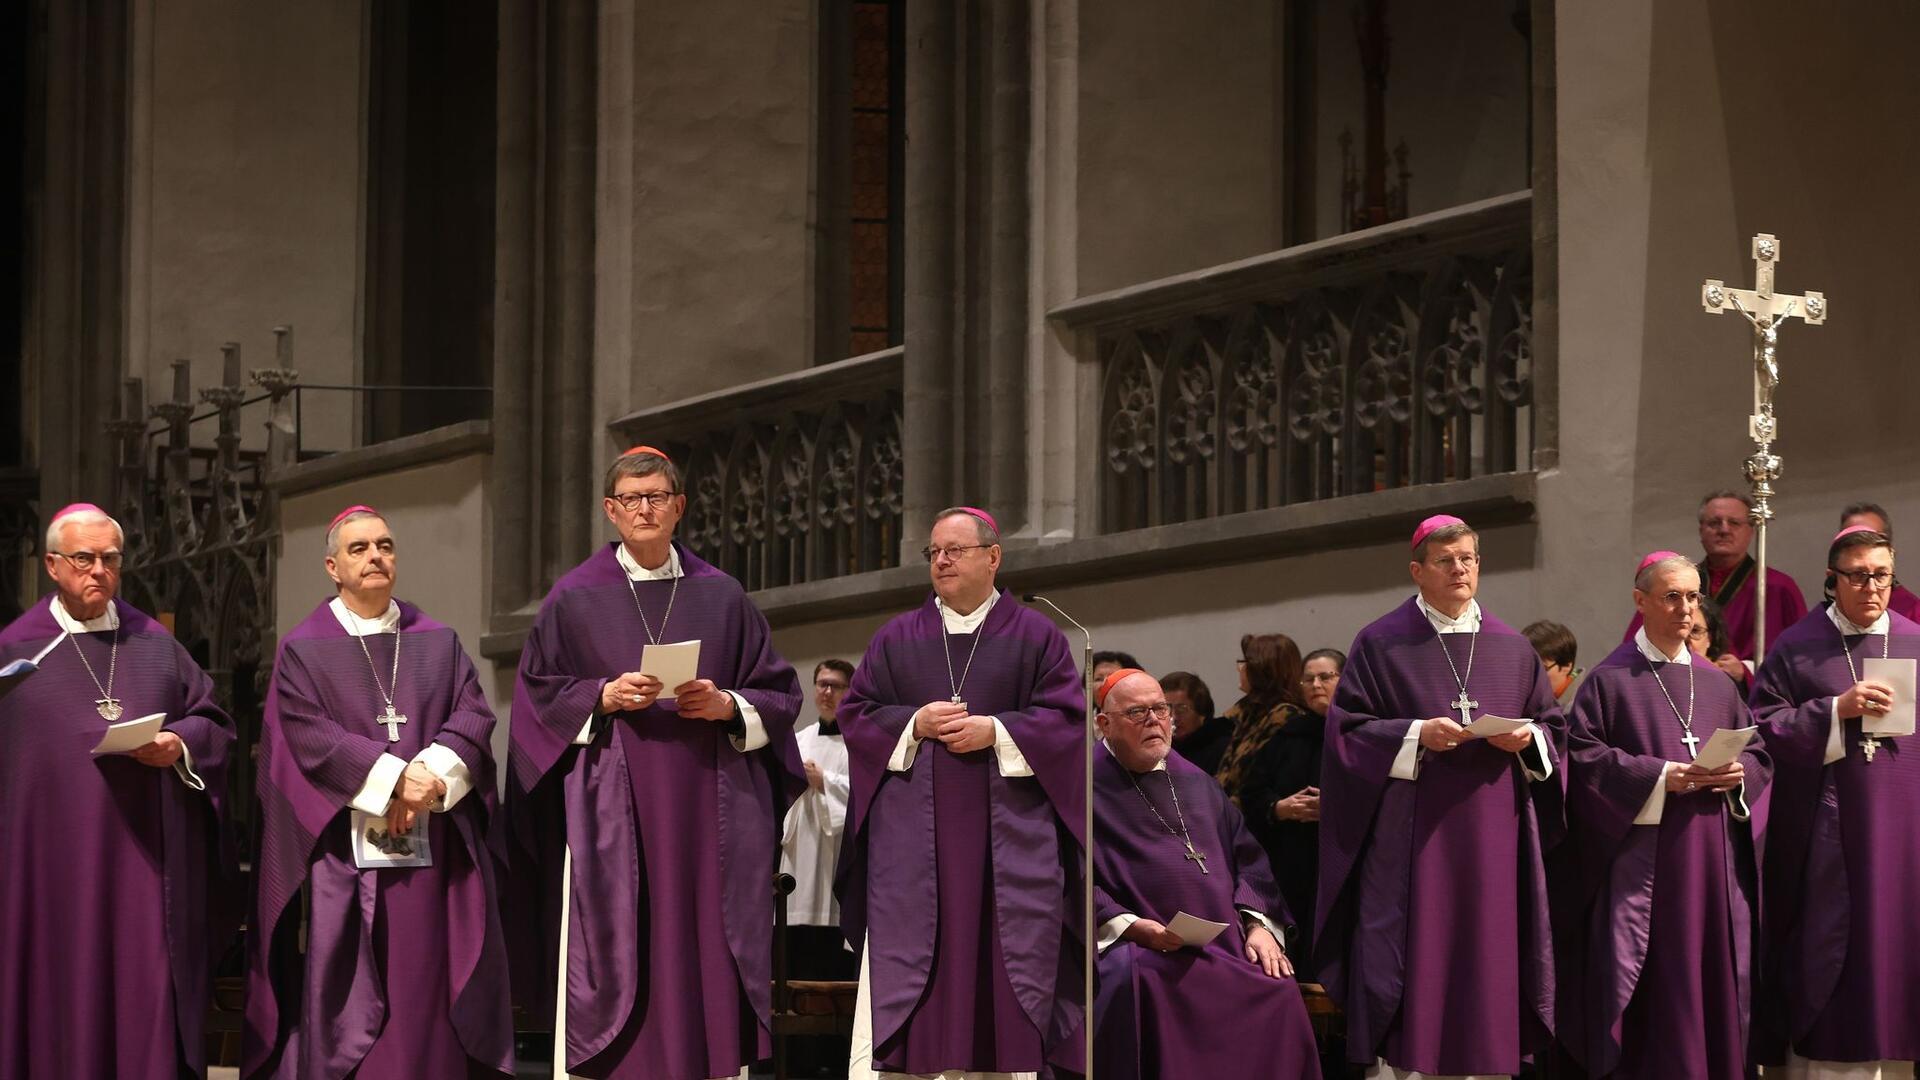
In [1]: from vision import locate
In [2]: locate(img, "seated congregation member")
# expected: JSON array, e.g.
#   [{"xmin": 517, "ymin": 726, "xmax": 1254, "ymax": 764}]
[
  {"xmin": 1624, "ymin": 490, "xmax": 1807, "ymax": 663},
  {"xmin": 0, "ymin": 504, "xmax": 236, "ymax": 1079},
  {"xmin": 1749, "ymin": 525, "xmax": 1920, "ymax": 1076},
  {"xmin": 1161, "ymin": 670, "xmax": 1231, "ymax": 774},
  {"xmin": 1315, "ymin": 514, "xmax": 1566, "ymax": 1078},
  {"xmin": 246, "ymin": 506, "xmax": 513, "ymax": 1078},
  {"xmin": 1092, "ymin": 668, "xmax": 1322, "ymax": 1080},
  {"xmin": 1299, "ymin": 647, "xmax": 1345, "ymax": 721},
  {"xmin": 780, "ymin": 659, "xmax": 858, "ymax": 1077},
  {"xmin": 1522, "ymin": 619, "xmax": 1580, "ymax": 701},
  {"xmin": 1093, "ymin": 648, "xmax": 1144, "ymax": 686},
  {"xmin": 1553, "ymin": 551, "xmax": 1769, "ymax": 1080},
  {"xmin": 1212, "ymin": 632, "xmax": 1312, "ymax": 802},
  {"xmin": 1837, "ymin": 501, "xmax": 1920, "ymax": 619}
]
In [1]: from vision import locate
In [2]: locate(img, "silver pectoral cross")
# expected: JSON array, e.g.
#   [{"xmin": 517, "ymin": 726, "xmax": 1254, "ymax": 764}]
[
  {"xmin": 96, "ymin": 697, "xmax": 123, "ymax": 722},
  {"xmin": 1452, "ymin": 691, "xmax": 1479, "ymax": 727},
  {"xmin": 379, "ymin": 704, "xmax": 408, "ymax": 743},
  {"xmin": 1183, "ymin": 841, "xmax": 1209, "ymax": 875},
  {"xmin": 1681, "ymin": 731, "xmax": 1702, "ymax": 759},
  {"xmin": 1862, "ymin": 733, "xmax": 1881, "ymax": 763}
]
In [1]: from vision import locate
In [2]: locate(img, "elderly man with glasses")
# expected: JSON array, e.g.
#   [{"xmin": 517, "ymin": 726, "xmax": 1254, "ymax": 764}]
[
  {"xmin": 0, "ymin": 503, "xmax": 235, "ymax": 1079},
  {"xmin": 502, "ymin": 446, "xmax": 805, "ymax": 1080},
  {"xmin": 1750, "ymin": 525, "xmax": 1920, "ymax": 1077},
  {"xmin": 1090, "ymin": 667, "xmax": 1322, "ymax": 1079},
  {"xmin": 1553, "ymin": 551, "xmax": 1770, "ymax": 1079},
  {"xmin": 837, "ymin": 507, "xmax": 1085, "ymax": 1079}
]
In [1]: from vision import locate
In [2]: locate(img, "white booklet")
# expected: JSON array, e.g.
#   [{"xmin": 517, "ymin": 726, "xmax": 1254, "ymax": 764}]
[
  {"xmin": 1861, "ymin": 657, "xmax": 1917, "ymax": 736},
  {"xmin": 1691, "ymin": 726, "xmax": 1757, "ymax": 771},
  {"xmin": 91, "ymin": 711, "xmax": 166, "ymax": 756},
  {"xmin": 641, "ymin": 640, "xmax": 702, "ymax": 700},
  {"xmin": 1464, "ymin": 714, "xmax": 1530, "ymax": 737},
  {"xmin": 351, "ymin": 809, "xmax": 433, "ymax": 869},
  {"xmin": 1165, "ymin": 910, "xmax": 1230, "ymax": 948}
]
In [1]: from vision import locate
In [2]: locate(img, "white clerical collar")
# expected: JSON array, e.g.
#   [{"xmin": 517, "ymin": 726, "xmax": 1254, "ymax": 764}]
[
  {"xmin": 329, "ymin": 596, "xmax": 401, "ymax": 635},
  {"xmin": 1633, "ymin": 627, "xmax": 1690, "ymax": 666},
  {"xmin": 48, "ymin": 595, "xmax": 118, "ymax": 634},
  {"xmin": 937, "ymin": 589, "xmax": 999, "ymax": 633},
  {"xmin": 1827, "ymin": 602, "xmax": 1889, "ymax": 638},
  {"xmin": 617, "ymin": 542, "xmax": 683, "ymax": 581},
  {"xmin": 1415, "ymin": 594, "xmax": 1482, "ymax": 634},
  {"xmin": 1098, "ymin": 737, "xmax": 1168, "ymax": 772}
]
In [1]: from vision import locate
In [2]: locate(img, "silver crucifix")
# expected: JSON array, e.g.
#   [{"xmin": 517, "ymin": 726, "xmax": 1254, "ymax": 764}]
[
  {"xmin": 96, "ymin": 697, "xmax": 124, "ymax": 722},
  {"xmin": 1452, "ymin": 690, "xmax": 1479, "ymax": 727},
  {"xmin": 1681, "ymin": 731, "xmax": 1701, "ymax": 759},
  {"xmin": 379, "ymin": 704, "xmax": 408, "ymax": 743},
  {"xmin": 1183, "ymin": 841, "xmax": 1209, "ymax": 874},
  {"xmin": 1863, "ymin": 733, "xmax": 1881, "ymax": 763},
  {"xmin": 1702, "ymin": 233, "xmax": 1827, "ymax": 660}
]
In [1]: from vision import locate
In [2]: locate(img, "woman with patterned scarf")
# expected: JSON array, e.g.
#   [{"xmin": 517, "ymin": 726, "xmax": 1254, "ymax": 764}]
[{"xmin": 1213, "ymin": 631, "xmax": 1322, "ymax": 970}]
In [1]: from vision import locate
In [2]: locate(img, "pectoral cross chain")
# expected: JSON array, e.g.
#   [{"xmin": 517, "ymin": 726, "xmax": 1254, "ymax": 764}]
[
  {"xmin": 1183, "ymin": 841, "xmax": 1209, "ymax": 875},
  {"xmin": 379, "ymin": 704, "xmax": 408, "ymax": 743}
]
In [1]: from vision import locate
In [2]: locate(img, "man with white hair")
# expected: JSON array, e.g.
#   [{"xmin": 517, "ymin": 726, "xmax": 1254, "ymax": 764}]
[
  {"xmin": 0, "ymin": 503, "xmax": 236, "ymax": 1078},
  {"xmin": 244, "ymin": 505, "xmax": 513, "ymax": 1078},
  {"xmin": 1091, "ymin": 666, "xmax": 1322, "ymax": 1079}
]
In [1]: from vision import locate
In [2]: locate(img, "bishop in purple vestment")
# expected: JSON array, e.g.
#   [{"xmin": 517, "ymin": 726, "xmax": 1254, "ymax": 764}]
[
  {"xmin": 500, "ymin": 447, "xmax": 805, "ymax": 1080},
  {"xmin": 1553, "ymin": 552, "xmax": 1770, "ymax": 1079},
  {"xmin": 837, "ymin": 507, "xmax": 1086, "ymax": 1078},
  {"xmin": 1622, "ymin": 491, "xmax": 1807, "ymax": 666},
  {"xmin": 245, "ymin": 507, "xmax": 513, "ymax": 1078},
  {"xmin": 1313, "ymin": 515, "xmax": 1567, "ymax": 1077},
  {"xmin": 1750, "ymin": 526, "xmax": 1920, "ymax": 1075},
  {"xmin": 0, "ymin": 504, "xmax": 235, "ymax": 1078},
  {"xmin": 1838, "ymin": 501, "xmax": 1920, "ymax": 622},
  {"xmin": 1092, "ymin": 669, "xmax": 1321, "ymax": 1080}
]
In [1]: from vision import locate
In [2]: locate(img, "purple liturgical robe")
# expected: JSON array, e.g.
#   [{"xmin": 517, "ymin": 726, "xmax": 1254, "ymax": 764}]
[
  {"xmin": 836, "ymin": 589, "xmax": 1087, "ymax": 1075},
  {"xmin": 1623, "ymin": 556, "xmax": 1807, "ymax": 662},
  {"xmin": 0, "ymin": 596, "xmax": 235, "ymax": 1079},
  {"xmin": 1888, "ymin": 583, "xmax": 1920, "ymax": 622},
  {"xmin": 1552, "ymin": 639, "xmax": 1770, "ymax": 1079},
  {"xmin": 1092, "ymin": 747, "xmax": 1322, "ymax": 1080},
  {"xmin": 1313, "ymin": 597, "xmax": 1567, "ymax": 1076},
  {"xmin": 245, "ymin": 599, "xmax": 513, "ymax": 1079},
  {"xmin": 501, "ymin": 542, "xmax": 804, "ymax": 1080},
  {"xmin": 1749, "ymin": 607, "xmax": 1920, "ymax": 1067}
]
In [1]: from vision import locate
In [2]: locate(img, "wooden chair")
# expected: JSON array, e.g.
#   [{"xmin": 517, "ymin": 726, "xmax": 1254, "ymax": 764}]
[{"xmin": 771, "ymin": 872, "xmax": 858, "ymax": 1080}]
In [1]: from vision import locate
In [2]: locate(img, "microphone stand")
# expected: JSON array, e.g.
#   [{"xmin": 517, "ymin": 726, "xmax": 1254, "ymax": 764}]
[{"xmin": 1023, "ymin": 592, "xmax": 1094, "ymax": 1078}]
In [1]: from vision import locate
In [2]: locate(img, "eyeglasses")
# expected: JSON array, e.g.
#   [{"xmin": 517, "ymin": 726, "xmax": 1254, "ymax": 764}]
[
  {"xmin": 1166, "ymin": 702, "xmax": 1196, "ymax": 716},
  {"xmin": 609, "ymin": 491, "xmax": 678, "ymax": 512},
  {"xmin": 49, "ymin": 550, "xmax": 123, "ymax": 572},
  {"xmin": 814, "ymin": 680, "xmax": 849, "ymax": 692},
  {"xmin": 1109, "ymin": 702, "xmax": 1173, "ymax": 724},
  {"xmin": 1651, "ymin": 590, "xmax": 1704, "ymax": 609},
  {"xmin": 1427, "ymin": 554, "xmax": 1480, "ymax": 571},
  {"xmin": 1301, "ymin": 672, "xmax": 1340, "ymax": 686},
  {"xmin": 921, "ymin": 544, "xmax": 990, "ymax": 564},
  {"xmin": 1833, "ymin": 569, "xmax": 1897, "ymax": 591}
]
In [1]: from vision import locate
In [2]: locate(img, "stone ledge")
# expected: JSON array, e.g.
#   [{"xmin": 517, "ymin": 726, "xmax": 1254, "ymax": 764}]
[
  {"xmin": 266, "ymin": 420, "xmax": 492, "ymax": 496},
  {"xmin": 475, "ymin": 472, "xmax": 1538, "ymax": 656}
]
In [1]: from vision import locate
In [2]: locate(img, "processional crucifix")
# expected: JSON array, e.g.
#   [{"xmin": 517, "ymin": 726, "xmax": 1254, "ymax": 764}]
[{"xmin": 1701, "ymin": 233, "xmax": 1827, "ymax": 660}]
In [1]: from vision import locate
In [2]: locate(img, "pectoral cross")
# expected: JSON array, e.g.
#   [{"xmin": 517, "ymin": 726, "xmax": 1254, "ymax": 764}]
[
  {"xmin": 1452, "ymin": 690, "xmax": 1479, "ymax": 727},
  {"xmin": 1681, "ymin": 731, "xmax": 1702, "ymax": 759},
  {"xmin": 96, "ymin": 697, "xmax": 123, "ymax": 722},
  {"xmin": 1862, "ymin": 733, "xmax": 1881, "ymax": 763},
  {"xmin": 379, "ymin": 704, "xmax": 408, "ymax": 743},
  {"xmin": 1183, "ymin": 841, "xmax": 1209, "ymax": 875}
]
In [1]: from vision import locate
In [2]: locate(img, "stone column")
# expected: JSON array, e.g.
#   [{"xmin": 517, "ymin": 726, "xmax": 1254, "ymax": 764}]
[{"xmin": 901, "ymin": 0, "xmax": 961, "ymax": 550}]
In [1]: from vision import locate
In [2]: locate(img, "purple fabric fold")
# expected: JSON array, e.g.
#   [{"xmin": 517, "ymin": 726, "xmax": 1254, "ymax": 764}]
[
  {"xmin": 244, "ymin": 598, "xmax": 512, "ymax": 1078},
  {"xmin": 1312, "ymin": 596, "xmax": 1566, "ymax": 1075},
  {"xmin": 498, "ymin": 543, "xmax": 804, "ymax": 1079},
  {"xmin": 0, "ymin": 597, "xmax": 235, "ymax": 1079},
  {"xmin": 836, "ymin": 589, "xmax": 1087, "ymax": 1075},
  {"xmin": 1749, "ymin": 606, "xmax": 1920, "ymax": 1065}
]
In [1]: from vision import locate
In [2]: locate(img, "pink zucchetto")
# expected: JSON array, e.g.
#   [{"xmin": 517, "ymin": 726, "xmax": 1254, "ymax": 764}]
[
  {"xmin": 51, "ymin": 503, "xmax": 106, "ymax": 521},
  {"xmin": 1410, "ymin": 514, "xmax": 1466, "ymax": 551},
  {"xmin": 620, "ymin": 445, "xmax": 673, "ymax": 464},
  {"xmin": 1832, "ymin": 524, "xmax": 1880, "ymax": 545},
  {"xmin": 954, "ymin": 506, "xmax": 999, "ymax": 535},
  {"xmin": 1637, "ymin": 550, "xmax": 1686, "ymax": 577},
  {"xmin": 328, "ymin": 504, "xmax": 381, "ymax": 531}
]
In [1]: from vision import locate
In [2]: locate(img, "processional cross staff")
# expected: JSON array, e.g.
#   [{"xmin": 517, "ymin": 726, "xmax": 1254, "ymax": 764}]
[{"xmin": 1701, "ymin": 233, "xmax": 1828, "ymax": 660}]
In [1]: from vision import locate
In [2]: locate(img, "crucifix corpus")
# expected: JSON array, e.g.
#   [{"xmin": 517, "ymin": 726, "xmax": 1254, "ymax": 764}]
[{"xmin": 1701, "ymin": 233, "xmax": 1828, "ymax": 660}]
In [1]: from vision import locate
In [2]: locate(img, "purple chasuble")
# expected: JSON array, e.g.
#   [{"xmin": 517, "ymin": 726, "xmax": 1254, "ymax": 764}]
[
  {"xmin": 1887, "ymin": 584, "xmax": 1920, "ymax": 622},
  {"xmin": 244, "ymin": 599, "xmax": 513, "ymax": 1078},
  {"xmin": 836, "ymin": 590, "xmax": 1087, "ymax": 1075},
  {"xmin": 1749, "ymin": 607, "xmax": 1920, "ymax": 1065},
  {"xmin": 1552, "ymin": 640, "xmax": 1770, "ymax": 1078},
  {"xmin": 1092, "ymin": 748, "xmax": 1322, "ymax": 1080},
  {"xmin": 0, "ymin": 596, "xmax": 236, "ymax": 1079},
  {"xmin": 499, "ymin": 543, "xmax": 804, "ymax": 1079},
  {"xmin": 1312, "ymin": 597, "xmax": 1567, "ymax": 1075},
  {"xmin": 1622, "ymin": 561, "xmax": 1808, "ymax": 662}
]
